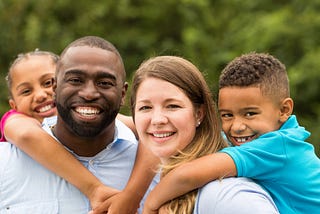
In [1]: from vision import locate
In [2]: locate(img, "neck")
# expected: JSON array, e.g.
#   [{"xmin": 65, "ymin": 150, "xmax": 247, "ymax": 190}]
[{"xmin": 52, "ymin": 118, "xmax": 115, "ymax": 157}]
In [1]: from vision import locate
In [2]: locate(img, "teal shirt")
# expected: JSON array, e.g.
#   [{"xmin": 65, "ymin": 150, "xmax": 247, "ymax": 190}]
[{"xmin": 221, "ymin": 115, "xmax": 320, "ymax": 213}]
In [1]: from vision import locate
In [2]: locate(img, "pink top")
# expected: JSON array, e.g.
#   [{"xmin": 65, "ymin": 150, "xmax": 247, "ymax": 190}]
[{"xmin": 0, "ymin": 109, "xmax": 20, "ymax": 142}]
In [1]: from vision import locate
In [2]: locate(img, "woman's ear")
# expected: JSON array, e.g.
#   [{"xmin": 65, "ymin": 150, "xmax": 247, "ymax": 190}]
[
  {"xmin": 9, "ymin": 99, "xmax": 17, "ymax": 110},
  {"xmin": 196, "ymin": 104, "xmax": 205, "ymax": 127},
  {"xmin": 279, "ymin": 98, "xmax": 294, "ymax": 123}
]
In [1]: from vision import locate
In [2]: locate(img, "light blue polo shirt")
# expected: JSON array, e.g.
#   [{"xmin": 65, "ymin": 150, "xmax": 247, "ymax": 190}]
[
  {"xmin": 193, "ymin": 177, "xmax": 279, "ymax": 213},
  {"xmin": 0, "ymin": 117, "xmax": 139, "ymax": 213}
]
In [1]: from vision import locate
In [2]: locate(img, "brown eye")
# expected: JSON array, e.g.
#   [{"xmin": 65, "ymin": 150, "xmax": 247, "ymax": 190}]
[{"xmin": 44, "ymin": 79, "xmax": 54, "ymax": 87}]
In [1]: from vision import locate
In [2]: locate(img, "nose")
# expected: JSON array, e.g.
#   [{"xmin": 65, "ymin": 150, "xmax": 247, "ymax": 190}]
[
  {"xmin": 34, "ymin": 88, "xmax": 49, "ymax": 103},
  {"xmin": 78, "ymin": 81, "xmax": 100, "ymax": 100},
  {"xmin": 231, "ymin": 117, "xmax": 246, "ymax": 134},
  {"xmin": 151, "ymin": 108, "xmax": 168, "ymax": 125}
]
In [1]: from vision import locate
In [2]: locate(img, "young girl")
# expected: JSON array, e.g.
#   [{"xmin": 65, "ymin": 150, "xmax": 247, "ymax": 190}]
[{"xmin": 1, "ymin": 50, "xmax": 155, "ymax": 213}]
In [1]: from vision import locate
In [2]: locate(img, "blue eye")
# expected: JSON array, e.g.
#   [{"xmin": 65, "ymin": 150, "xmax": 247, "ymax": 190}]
[
  {"xmin": 138, "ymin": 106, "xmax": 151, "ymax": 111},
  {"xmin": 167, "ymin": 104, "xmax": 180, "ymax": 109}
]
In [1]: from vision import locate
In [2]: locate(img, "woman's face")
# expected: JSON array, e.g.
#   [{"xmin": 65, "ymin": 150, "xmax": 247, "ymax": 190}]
[{"xmin": 134, "ymin": 77, "xmax": 200, "ymax": 163}]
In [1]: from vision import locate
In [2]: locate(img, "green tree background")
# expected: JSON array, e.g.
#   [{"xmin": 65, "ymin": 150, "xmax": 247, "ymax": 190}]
[{"xmin": 0, "ymin": 0, "xmax": 319, "ymax": 156}]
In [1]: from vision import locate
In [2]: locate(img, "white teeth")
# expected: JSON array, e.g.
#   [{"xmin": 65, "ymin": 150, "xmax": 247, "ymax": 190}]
[
  {"xmin": 39, "ymin": 105, "xmax": 53, "ymax": 113},
  {"xmin": 235, "ymin": 137, "xmax": 247, "ymax": 142},
  {"xmin": 75, "ymin": 107, "xmax": 100, "ymax": 115},
  {"xmin": 153, "ymin": 133, "xmax": 173, "ymax": 138}
]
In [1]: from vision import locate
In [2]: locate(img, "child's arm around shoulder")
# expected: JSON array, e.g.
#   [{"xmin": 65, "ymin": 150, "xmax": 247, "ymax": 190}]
[
  {"xmin": 4, "ymin": 113, "xmax": 118, "ymax": 209},
  {"xmin": 143, "ymin": 152, "xmax": 237, "ymax": 213},
  {"xmin": 4, "ymin": 112, "xmax": 42, "ymax": 144}
]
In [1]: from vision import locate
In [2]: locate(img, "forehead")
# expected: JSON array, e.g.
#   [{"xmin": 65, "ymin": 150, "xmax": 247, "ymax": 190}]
[
  {"xmin": 11, "ymin": 55, "xmax": 55, "ymax": 84},
  {"xmin": 136, "ymin": 77, "xmax": 190, "ymax": 102},
  {"xmin": 59, "ymin": 46, "xmax": 124, "ymax": 79},
  {"xmin": 218, "ymin": 86, "xmax": 276, "ymax": 107}
]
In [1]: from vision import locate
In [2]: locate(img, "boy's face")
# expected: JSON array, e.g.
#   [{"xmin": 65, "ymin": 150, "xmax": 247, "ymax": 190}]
[
  {"xmin": 218, "ymin": 86, "xmax": 283, "ymax": 146},
  {"xmin": 9, "ymin": 55, "xmax": 56, "ymax": 123}
]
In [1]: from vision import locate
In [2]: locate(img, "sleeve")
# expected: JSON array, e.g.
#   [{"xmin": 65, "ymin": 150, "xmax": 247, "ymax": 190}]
[
  {"xmin": 194, "ymin": 178, "xmax": 279, "ymax": 214},
  {"xmin": 0, "ymin": 110, "xmax": 21, "ymax": 142},
  {"xmin": 220, "ymin": 132, "xmax": 287, "ymax": 180}
]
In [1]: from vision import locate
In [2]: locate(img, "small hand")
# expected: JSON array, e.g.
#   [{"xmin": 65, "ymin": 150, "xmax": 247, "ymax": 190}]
[
  {"xmin": 89, "ymin": 190, "xmax": 140, "ymax": 214},
  {"xmin": 88, "ymin": 184, "xmax": 119, "ymax": 211}
]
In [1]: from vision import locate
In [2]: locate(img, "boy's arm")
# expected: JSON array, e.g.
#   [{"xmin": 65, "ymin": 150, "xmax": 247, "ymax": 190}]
[
  {"xmin": 4, "ymin": 114, "xmax": 117, "ymax": 208},
  {"xmin": 143, "ymin": 152, "xmax": 237, "ymax": 213},
  {"xmin": 91, "ymin": 142, "xmax": 159, "ymax": 214}
]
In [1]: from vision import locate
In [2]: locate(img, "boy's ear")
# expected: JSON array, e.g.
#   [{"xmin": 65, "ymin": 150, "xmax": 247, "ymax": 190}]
[
  {"xmin": 9, "ymin": 99, "xmax": 17, "ymax": 110},
  {"xmin": 279, "ymin": 98, "xmax": 294, "ymax": 123}
]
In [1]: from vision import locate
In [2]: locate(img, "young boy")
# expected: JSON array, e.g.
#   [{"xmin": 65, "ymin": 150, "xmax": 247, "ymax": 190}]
[
  {"xmin": 143, "ymin": 52, "xmax": 320, "ymax": 213},
  {"xmin": 1, "ymin": 50, "xmax": 157, "ymax": 213}
]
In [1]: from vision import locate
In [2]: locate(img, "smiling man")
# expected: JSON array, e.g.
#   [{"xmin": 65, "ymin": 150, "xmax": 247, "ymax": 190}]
[
  {"xmin": 53, "ymin": 37, "xmax": 128, "ymax": 157},
  {"xmin": 0, "ymin": 36, "xmax": 155, "ymax": 213}
]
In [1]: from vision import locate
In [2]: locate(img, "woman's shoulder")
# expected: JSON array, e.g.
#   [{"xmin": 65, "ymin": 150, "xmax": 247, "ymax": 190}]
[{"xmin": 194, "ymin": 177, "xmax": 279, "ymax": 214}]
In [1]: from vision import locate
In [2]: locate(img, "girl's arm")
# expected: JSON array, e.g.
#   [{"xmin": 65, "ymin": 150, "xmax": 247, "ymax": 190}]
[
  {"xmin": 4, "ymin": 114, "xmax": 117, "ymax": 208},
  {"xmin": 143, "ymin": 152, "xmax": 237, "ymax": 213},
  {"xmin": 91, "ymin": 141, "xmax": 160, "ymax": 214}
]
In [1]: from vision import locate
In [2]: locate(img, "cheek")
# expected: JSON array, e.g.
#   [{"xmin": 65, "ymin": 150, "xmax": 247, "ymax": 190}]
[
  {"xmin": 134, "ymin": 113, "xmax": 148, "ymax": 138},
  {"xmin": 180, "ymin": 127, "xmax": 196, "ymax": 149},
  {"xmin": 176, "ymin": 118, "xmax": 197, "ymax": 151},
  {"xmin": 221, "ymin": 122, "xmax": 229, "ymax": 133}
]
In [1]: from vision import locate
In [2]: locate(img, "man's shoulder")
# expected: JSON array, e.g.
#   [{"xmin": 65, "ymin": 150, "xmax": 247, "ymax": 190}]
[
  {"xmin": 42, "ymin": 116, "xmax": 57, "ymax": 129},
  {"xmin": 115, "ymin": 119, "xmax": 137, "ymax": 143}
]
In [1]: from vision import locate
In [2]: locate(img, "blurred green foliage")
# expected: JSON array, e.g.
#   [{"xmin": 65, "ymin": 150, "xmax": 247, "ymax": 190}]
[{"xmin": 0, "ymin": 0, "xmax": 319, "ymax": 156}]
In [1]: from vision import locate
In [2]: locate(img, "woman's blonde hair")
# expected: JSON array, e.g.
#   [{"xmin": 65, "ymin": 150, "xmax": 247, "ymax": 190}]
[{"xmin": 131, "ymin": 56, "xmax": 227, "ymax": 213}]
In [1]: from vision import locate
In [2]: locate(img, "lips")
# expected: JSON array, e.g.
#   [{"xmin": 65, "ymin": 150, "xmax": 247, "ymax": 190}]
[
  {"xmin": 152, "ymin": 132, "xmax": 174, "ymax": 138},
  {"xmin": 230, "ymin": 134, "xmax": 256, "ymax": 146},
  {"xmin": 74, "ymin": 106, "xmax": 101, "ymax": 118},
  {"xmin": 35, "ymin": 102, "xmax": 56, "ymax": 113}
]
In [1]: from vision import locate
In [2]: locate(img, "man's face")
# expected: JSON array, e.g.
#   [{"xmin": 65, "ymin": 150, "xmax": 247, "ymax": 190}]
[{"xmin": 54, "ymin": 46, "xmax": 127, "ymax": 137}]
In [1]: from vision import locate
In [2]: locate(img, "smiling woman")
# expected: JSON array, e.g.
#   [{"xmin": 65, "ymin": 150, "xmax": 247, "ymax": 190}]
[{"xmin": 131, "ymin": 55, "xmax": 280, "ymax": 214}]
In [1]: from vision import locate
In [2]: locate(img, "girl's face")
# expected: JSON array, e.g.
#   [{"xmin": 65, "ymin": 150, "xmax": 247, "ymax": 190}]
[
  {"xmin": 134, "ymin": 77, "xmax": 200, "ymax": 163},
  {"xmin": 9, "ymin": 55, "xmax": 57, "ymax": 123}
]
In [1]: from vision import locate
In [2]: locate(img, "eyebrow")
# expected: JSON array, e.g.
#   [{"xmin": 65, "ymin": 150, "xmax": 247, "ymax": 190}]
[
  {"xmin": 15, "ymin": 82, "xmax": 31, "ymax": 91},
  {"xmin": 15, "ymin": 73, "xmax": 54, "ymax": 90},
  {"xmin": 64, "ymin": 69, "xmax": 117, "ymax": 80}
]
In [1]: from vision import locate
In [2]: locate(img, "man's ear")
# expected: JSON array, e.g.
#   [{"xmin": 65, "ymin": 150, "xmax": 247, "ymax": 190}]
[
  {"xmin": 9, "ymin": 99, "xmax": 17, "ymax": 110},
  {"xmin": 279, "ymin": 97, "xmax": 294, "ymax": 123},
  {"xmin": 120, "ymin": 82, "xmax": 128, "ymax": 106},
  {"xmin": 52, "ymin": 77, "xmax": 57, "ymax": 92}
]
